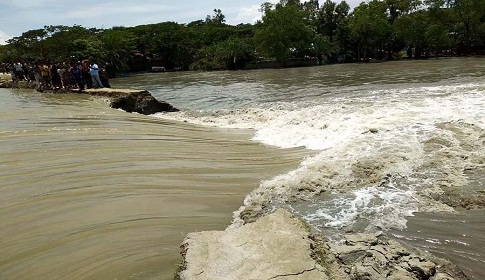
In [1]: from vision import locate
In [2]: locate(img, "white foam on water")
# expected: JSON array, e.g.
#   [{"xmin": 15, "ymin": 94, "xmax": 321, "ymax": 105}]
[
  {"xmin": 155, "ymin": 81, "xmax": 485, "ymax": 230},
  {"xmin": 158, "ymin": 82, "xmax": 485, "ymax": 150},
  {"xmin": 298, "ymin": 179, "xmax": 419, "ymax": 231}
]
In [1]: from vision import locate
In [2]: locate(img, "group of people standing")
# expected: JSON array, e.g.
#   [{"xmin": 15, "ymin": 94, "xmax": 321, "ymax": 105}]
[{"xmin": 1, "ymin": 60, "xmax": 110, "ymax": 91}]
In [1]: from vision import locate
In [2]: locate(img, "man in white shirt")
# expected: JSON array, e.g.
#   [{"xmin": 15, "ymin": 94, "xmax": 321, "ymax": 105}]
[{"xmin": 89, "ymin": 62, "xmax": 103, "ymax": 88}]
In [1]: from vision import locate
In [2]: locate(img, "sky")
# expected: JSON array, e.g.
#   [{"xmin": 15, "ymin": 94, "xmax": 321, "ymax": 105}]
[{"xmin": 0, "ymin": 0, "xmax": 362, "ymax": 44}]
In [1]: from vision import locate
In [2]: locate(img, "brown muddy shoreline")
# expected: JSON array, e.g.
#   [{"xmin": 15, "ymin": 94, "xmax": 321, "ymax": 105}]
[
  {"xmin": 0, "ymin": 73, "xmax": 178, "ymax": 115},
  {"xmin": 175, "ymin": 209, "xmax": 469, "ymax": 280}
]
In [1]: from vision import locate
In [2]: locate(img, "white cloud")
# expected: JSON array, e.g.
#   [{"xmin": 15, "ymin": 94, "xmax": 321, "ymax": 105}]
[
  {"xmin": 0, "ymin": 30, "xmax": 12, "ymax": 44},
  {"xmin": 231, "ymin": 5, "xmax": 262, "ymax": 25},
  {"xmin": 0, "ymin": 0, "xmax": 364, "ymax": 38},
  {"xmin": 64, "ymin": 4, "xmax": 171, "ymax": 20}
]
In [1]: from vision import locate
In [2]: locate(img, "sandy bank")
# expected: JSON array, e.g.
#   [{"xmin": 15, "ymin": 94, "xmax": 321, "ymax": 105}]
[{"xmin": 176, "ymin": 209, "xmax": 468, "ymax": 280}]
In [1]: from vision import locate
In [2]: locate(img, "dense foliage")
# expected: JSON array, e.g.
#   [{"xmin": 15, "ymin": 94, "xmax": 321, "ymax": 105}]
[{"xmin": 2, "ymin": 0, "xmax": 485, "ymax": 73}]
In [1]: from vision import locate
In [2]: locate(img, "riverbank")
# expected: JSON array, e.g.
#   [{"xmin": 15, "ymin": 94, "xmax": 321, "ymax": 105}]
[
  {"xmin": 0, "ymin": 73, "xmax": 178, "ymax": 115},
  {"xmin": 176, "ymin": 209, "xmax": 468, "ymax": 280}
]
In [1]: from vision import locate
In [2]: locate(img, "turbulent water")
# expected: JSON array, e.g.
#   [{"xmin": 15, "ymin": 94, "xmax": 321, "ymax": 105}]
[{"xmin": 2, "ymin": 58, "xmax": 485, "ymax": 279}]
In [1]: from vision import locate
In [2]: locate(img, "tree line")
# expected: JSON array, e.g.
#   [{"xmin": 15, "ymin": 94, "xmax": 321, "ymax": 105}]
[{"xmin": 1, "ymin": 0, "xmax": 484, "ymax": 73}]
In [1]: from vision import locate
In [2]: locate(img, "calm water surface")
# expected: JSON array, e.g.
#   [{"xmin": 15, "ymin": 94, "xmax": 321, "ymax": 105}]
[{"xmin": 1, "ymin": 58, "xmax": 484, "ymax": 279}]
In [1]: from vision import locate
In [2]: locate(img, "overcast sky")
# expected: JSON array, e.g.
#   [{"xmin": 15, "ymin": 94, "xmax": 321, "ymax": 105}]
[{"xmin": 0, "ymin": 0, "xmax": 363, "ymax": 44}]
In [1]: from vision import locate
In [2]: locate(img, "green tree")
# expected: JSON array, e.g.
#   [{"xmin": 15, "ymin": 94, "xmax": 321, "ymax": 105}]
[
  {"xmin": 0, "ymin": 44, "xmax": 19, "ymax": 62},
  {"xmin": 426, "ymin": 23, "xmax": 452, "ymax": 54},
  {"xmin": 5, "ymin": 25, "xmax": 97, "ymax": 62},
  {"xmin": 385, "ymin": 0, "xmax": 422, "ymax": 23},
  {"xmin": 98, "ymin": 28, "xmax": 135, "ymax": 72},
  {"xmin": 70, "ymin": 38, "xmax": 105, "ymax": 62},
  {"xmin": 255, "ymin": 0, "xmax": 315, "ymax": 60},
  {"xmin": 394, "ymin": 11, "xmax": 430, "ymax": 57},
  {"xmin": 190, "ymin": 44, "xmax": 226, "ymax": 71},
  {"xmin": 347, "ymin": 0, "xmax": 391, "ymax": 61},
  {"xmin": 317, "ymin": 1, "xmax": 350, "ymax": 61},
  {"xmin": 205, "ymin": 9, "xmax": 226, "ymax": 25},
  {"xmin": 449, "ymin": 0, "xmax": 485, "ymax": 52},
  {"xmin": 43, "ymin": 25, "xmax": 96, "ymax": 62},
  {"xmin": 6, "ymin": 28, "xmax": 49, "ymax": 60},
  {"xmin": 312, "ymin": 34, "xmax": 336, "ymax": 64},
  {"xmin": 302, "ymin": 0, "xmax": 321, "ymax": 26},
  {"xmin": 318, "ymin": 0, "xmax": 350, "ymax": 41},
  {"xmin": 190, "ymin": 36, "xmax": 255, "ymax": 70}
]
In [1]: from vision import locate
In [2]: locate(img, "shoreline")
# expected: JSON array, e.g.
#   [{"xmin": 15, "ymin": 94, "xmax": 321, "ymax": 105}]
[
  {"xmin": 0, "ymin": 73, "xmax": 178, "ymax": 115},
  {"xmin": 175, "ymin": 209, "xmax": 469, "ymax": 280}
]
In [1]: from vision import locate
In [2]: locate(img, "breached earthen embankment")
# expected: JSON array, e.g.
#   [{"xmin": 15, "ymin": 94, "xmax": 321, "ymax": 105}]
[
  {"xmin": 0, "ymin": 74, "xmax": 178, "ymax": 115},
  {"xmin": 76, "ymin": 87, "xmax": 179, "ymax": 115},
  {"xmin": 175, "ymin": 209, "xmax": 469, "ymax": 280}
]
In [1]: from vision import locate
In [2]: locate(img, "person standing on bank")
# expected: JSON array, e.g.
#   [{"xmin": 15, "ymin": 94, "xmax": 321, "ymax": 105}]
[
  {"xmin": 81, "ymin": 60, "xmax": 92, "ymax": 88},
  {"xmin": 89, "ymin": 61, "xmax": 103, "ymax": 88},
  {"xmin": 70, "ymin": 63, "xmax": 84, "ymax": 91}
]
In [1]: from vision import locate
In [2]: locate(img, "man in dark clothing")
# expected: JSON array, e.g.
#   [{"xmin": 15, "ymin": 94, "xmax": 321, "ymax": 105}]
[
  {"xmin": 99, "ymin": 66, "xmax": 111, "ymax": 88},
  {"xmin": 50, "ymin": 64, "xmax": 61, "ymax": 89},
  {"xmin": 81, "ymin": 61, "xmax": 92, "ymax": 89},
  {"xmin": 70, "ymin": 63, "xmax": 84, "ymax": 91}
]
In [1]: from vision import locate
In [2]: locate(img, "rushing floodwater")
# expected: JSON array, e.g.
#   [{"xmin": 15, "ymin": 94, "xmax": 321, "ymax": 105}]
[{"xmin": 2, "ymin": 58, "xmax": 485, "ymax": 279}]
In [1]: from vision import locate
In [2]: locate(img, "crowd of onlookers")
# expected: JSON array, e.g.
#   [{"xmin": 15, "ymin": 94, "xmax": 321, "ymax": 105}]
[{"xmin": 1, "ymin": 60, "xmax": 110, "ymax": 90}]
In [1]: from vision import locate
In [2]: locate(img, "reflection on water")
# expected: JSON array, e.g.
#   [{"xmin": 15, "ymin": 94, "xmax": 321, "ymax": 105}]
[{"xmin": 0, "ymin": 90, "xmax": 306, "ymax": 279}]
